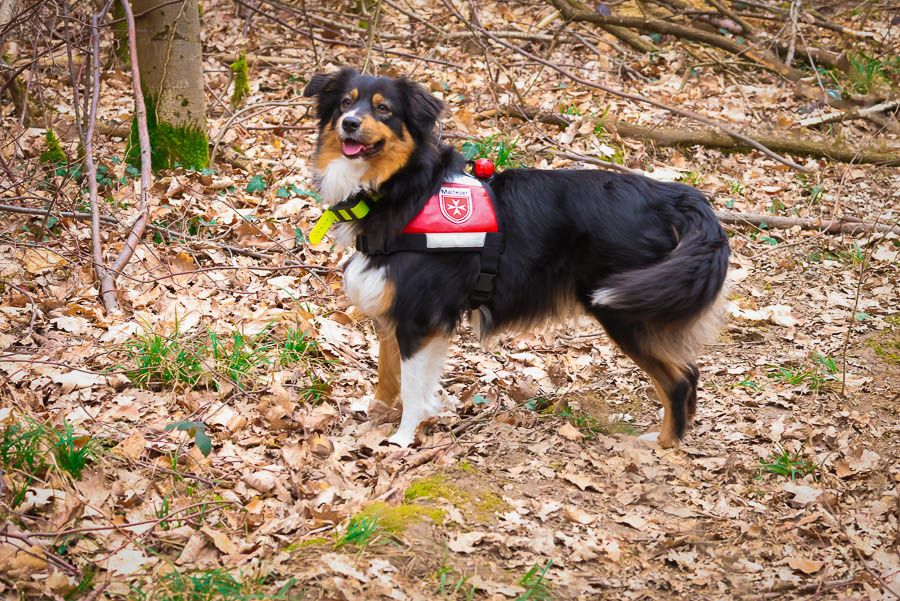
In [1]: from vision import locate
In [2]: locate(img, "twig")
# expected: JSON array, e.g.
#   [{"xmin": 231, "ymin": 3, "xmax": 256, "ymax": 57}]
[
  {"xmin": 446, "ymin": 3, "xmax": 811, "ymax": 172},
  {"xmin": 209, "ymin": 100, "xmax": 308, "ymax": 164},
  {"xmin": 547, "ymin": 0, "xmax": 805, "ymax": 81},
  {"xmin": 0, "ymin": 203, "xmax": 273, "ymax": 260},
  {"xmin": 85, "ymin": 4, "xmax": 119, "ymax": 314},
  {"xmin": 0, "ymin": 279, "xmax": 36, "ymax": 339},
  {"xmin": 798, "ymin": 100, "xmax": 900, "ymax": 133},
  {"xmin": 716, "ymin": 211, "xmax": 900, "ymax": 235},
  {"xmin": 109, "ymin": 0, "xmax": 152, "ymax": 308},
  {"xmin": 361, "ymin": 0, "xmax": 382, "ymax": 74}
]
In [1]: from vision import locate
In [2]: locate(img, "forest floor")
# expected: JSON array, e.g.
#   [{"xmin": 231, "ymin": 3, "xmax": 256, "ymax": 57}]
[{"xmin": 1, "ymin": 0, "xmax": 898, "ymax": 599}]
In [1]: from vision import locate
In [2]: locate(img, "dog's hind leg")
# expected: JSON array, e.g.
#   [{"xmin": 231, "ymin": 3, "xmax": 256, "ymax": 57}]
[
  {"xmin": 387, "ymin": 333, "xmax": 450, "ymax": 448},
  {"xmin": 594, "ymin": 316, "xmax": 697, "ymax": 448}
]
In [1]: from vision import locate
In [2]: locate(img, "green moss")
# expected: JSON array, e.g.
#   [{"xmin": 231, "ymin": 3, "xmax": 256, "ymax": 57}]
[
  {"xmin": 404, "ymin": 474, "xmax": 508, "ymax": 522},
  {"xmin": 229, "ymin": 52, "xmax": 250, "ymax": 108},
  {"xmin": 457, "ymin": 460, "xmax": 475, "ymax": 473},
  {"xmin": 868, "ymin": 336, "xmax": 900, "ymax": 364},
  {"xmin": 284, "ymin": 536, "xmax": 329, "ymax": 552},
  {"xmin": 126, "ymin": 93, "xmax": 209, "ymax": 172},
  {"xmin": 39, "ymin": 130, "xmax": 67, "ymax": 165},
  {"xmin": 359, "ymin": 501, "xmax": 444, "ymax": 534}
]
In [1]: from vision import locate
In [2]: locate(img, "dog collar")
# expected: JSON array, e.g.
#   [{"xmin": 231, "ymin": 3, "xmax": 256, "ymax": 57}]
[{"xmin": 308, "ymin": 191, "xmax": 381, "ymax": 245}]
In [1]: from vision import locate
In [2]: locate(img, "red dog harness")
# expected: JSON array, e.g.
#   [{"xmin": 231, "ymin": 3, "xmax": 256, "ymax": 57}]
[{"xmin": 355, "ymin": 173, "xmax": 503, "ymax": 307}]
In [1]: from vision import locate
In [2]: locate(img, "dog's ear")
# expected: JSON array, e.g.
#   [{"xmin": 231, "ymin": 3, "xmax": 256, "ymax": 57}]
[
  {"xmin": 303, "ymin": 67, "xmax": 358, "ymax": 124},
  {"xmin": 400, "ymin": 78, "xmax": 444, "ymax": 140}
]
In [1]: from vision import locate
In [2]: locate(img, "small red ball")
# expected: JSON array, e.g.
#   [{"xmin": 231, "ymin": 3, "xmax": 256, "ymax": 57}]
[{"xmin": 474, "ymin": 158, "xmax": 495, "ymax": 179}]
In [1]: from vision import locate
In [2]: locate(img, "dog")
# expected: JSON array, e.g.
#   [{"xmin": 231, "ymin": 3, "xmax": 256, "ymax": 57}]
[{"xmin": 303, "ymin": 68, "xmax": 730, "ymax": 448}]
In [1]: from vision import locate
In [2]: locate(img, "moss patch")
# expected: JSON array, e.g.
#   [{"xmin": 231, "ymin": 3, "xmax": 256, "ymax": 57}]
[
  {"xmin": 404, "ymin": 474, "xmax": 508, "ymax": 522},
  {"xmin": 359, "ymin": 501, "xmax": 445, "ymax": 534},
  {"xmin": 229, "ymin": 52, "xmax": 250, "ymax": 108},
  {"xmin": 284, "ymin": 536, "xmax": 329, "ymax": 552},
  {"xmin": 39, "ymin": 130, "xmax": 67, "ymax": 165},
  {"xmin": 126, "ymin": 93, "xmax": 209, "ymax": 171},
  {"xmin": 867, "ymin": 333, "xmax": 900, "ymax": 364}
]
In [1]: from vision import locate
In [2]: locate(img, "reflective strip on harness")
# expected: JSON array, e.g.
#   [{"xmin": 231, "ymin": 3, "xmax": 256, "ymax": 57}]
[{"xmin": 425, "ymin": 232, "xmax": 487, "ymax": 249}]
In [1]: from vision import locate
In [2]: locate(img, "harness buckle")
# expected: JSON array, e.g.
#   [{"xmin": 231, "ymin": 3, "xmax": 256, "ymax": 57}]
[{"xmin": 471, "ymin": 272, "xmax": 496, "ymax": 303}]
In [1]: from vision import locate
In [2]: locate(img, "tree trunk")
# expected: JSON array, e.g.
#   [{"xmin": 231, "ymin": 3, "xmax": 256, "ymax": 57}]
[{"xmin": 127, "ymin": 0, "xmax": 208, "ymax": 170}]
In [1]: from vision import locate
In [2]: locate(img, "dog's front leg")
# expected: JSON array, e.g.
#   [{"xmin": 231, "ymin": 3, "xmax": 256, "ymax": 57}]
[
  {"xmin": 374, "ymin": 326, "xmax": 401, "ymax": 407},
  {"xmin": 387, "ymin": 335, "xmax": 449, "ymax": 448}
]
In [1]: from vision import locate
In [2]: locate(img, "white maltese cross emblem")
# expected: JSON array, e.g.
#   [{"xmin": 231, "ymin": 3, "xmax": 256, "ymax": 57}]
[{"xmin": 439, "ymin": 186, "xmax": 473, "ymax": 224}]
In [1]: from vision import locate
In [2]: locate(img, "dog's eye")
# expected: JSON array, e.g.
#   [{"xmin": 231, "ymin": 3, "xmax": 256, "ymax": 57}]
[
  {"xmin": 340, "ymin": 97, "xmax": 352, "ymax": 110},
  {"xmin": 376, "ymin": 103, "xmax": 391, "ymax": 115}
]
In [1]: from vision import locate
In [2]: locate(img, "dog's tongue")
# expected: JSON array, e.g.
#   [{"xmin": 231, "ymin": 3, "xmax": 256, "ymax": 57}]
[{"xmin": 342, "ymin": 140, "xmax": 366, "ymax": 156}]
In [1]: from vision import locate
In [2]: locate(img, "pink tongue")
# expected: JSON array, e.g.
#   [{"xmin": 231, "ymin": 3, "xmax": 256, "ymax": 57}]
[{"xmin": 342, "ymin": 140, "xmax": 366, "ymax": 156}]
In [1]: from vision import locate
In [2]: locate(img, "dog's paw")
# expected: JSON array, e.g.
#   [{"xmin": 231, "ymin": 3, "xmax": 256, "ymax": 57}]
[{"xmin": 387, "ymin": 430, "xmax": 416, "ymax": 448}]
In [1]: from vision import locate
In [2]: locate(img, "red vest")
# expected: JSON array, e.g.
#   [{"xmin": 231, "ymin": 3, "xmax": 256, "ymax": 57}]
[{"xmin": 402, "ymin": 175, "xmax": 498, "ymax": 249}]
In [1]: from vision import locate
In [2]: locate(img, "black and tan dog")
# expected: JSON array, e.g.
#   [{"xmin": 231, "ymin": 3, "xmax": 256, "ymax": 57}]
[{"xmin": 304, "ymin": 68, "xmax": 729, "ymax": 448}]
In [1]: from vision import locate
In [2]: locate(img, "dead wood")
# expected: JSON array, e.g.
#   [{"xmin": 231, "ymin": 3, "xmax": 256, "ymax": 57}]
[
  {"xmin": 448, "ymin": 6, "xmax": 810, "ymax": 172},
  {"xmin": 611, "ymin": 121, "xmax": 900, "ymax": 165},
  {"xmin": 488, "ymin": 105, "xmax": 900, "ymax": 165},
  {"xmin": 548, "ymin": 0, "xmax": 805, "ymax": 81},
  {"xmin": 715, "ymin": 212, "xmax": 900, "ymax": 235}
]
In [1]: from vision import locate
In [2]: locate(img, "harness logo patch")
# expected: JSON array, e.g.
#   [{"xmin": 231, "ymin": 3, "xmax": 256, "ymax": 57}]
[{"xmin": 439, "ymin": 186, "xmax": 473, "ymax": 224}]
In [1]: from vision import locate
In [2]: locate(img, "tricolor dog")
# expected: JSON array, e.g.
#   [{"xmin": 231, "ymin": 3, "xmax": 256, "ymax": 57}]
[{"xmin": 303, "ymin": 68, "xmax": 730, "ymax": 448}]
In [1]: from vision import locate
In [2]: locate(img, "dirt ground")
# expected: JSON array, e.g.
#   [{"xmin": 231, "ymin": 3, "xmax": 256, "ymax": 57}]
[{"xmin": 0, "ymin": 1, "xmax": 898, "ymax": 599}]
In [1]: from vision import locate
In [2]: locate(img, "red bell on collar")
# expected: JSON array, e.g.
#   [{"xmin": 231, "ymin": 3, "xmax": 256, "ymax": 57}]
[{"xmin": 474, "ymin": 158, "xmax": 495, "ymax": 179}]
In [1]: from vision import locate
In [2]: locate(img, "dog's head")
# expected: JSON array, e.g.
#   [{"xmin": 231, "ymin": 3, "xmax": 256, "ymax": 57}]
[{"xmin": 304, "ymin": 68, "xmax": 444, "ymax": 189}]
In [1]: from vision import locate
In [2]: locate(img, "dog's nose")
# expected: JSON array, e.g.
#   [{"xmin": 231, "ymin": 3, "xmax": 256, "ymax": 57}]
[{"xmin": 341, "ymin": 116, "xmax": 361, "ymax": 133}]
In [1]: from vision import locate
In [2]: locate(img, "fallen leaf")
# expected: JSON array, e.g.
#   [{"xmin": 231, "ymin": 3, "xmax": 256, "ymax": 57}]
[
  {"xmin": 106, "ymin": 546, "xmax": 151, "ymax": 575},
  {"xmin": 201, "ymin": 527, "xmax": 238, "ymax": 555},
  {"xmin": 561, "ymin": 472, "xmax": 600, "ymax": 492},
  {"xmin": 558, "ymin": 422, "xmax": 583, "ymax": 441},
  {"xmin": 787, "ymin": 556, "xmax": 824, "ymax": 574}
]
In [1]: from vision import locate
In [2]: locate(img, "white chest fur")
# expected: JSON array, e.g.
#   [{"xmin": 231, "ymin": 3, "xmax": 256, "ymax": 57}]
[
  {"xmin": 343, "ymin": 253, "xmax": 390, "ymax": 319},
  {"xmin": 318, "ymin": 156, "xmax": 367, "ymax": 205}
]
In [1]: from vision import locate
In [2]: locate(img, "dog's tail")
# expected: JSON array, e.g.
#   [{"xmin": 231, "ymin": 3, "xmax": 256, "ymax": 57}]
[{"xmin": 591, "ymin": 189, "xmax": 729, "ymax": 322}]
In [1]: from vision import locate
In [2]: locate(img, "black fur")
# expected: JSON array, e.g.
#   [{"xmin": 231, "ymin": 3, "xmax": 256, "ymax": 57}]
[{"xmin": 306, "ymin": 70, "xmax": 730, "ymax": 445}]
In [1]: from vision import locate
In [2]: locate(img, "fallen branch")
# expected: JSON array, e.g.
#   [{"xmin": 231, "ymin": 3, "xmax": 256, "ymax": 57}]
[
  {"xmin": 0, "ymin": 203, "xmax": 271, "ymax": 260},
  {"xmin": 444, "ymin": 2, "xmax": 810, "ymax": 172},
  {"xmin": 485, "ymin": 105, "xmax": 899, "ymax": 165},
  {"xmin": 548, "ymin": 0, "xmax": 805, "ymax": 81},
  {"xmin": 715, "ymin": 212, "xmax": 900, "ymax": 235},
  {"xmin": 611, "ymin": 121, "xmax": 900, "ymax": 165},
  {"xmin": 798, "ymin": 100, "xmax": 899, "ymax": 133}
]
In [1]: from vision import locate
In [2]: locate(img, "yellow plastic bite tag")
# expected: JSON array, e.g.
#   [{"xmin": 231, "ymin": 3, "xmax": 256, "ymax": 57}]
[{"xmin": 309, "ymin": 210, "xmax": 338, "ymax": 245}]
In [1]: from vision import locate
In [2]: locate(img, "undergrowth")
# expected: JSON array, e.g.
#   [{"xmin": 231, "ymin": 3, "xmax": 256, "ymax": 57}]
[{"xmin": 121, "ymin": 322, "xmax": 330, "ymax": 394}]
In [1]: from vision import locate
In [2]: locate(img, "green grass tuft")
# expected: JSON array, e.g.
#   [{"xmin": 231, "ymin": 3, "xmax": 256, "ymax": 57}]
[
  {"xmin": 124, "ymin": 326, "xmax": 207, "ymax": 390},
  {"xmin": 53, "ymin": 421, "xmax": 95, "ymax": 479},
  {"xmin": 210, "ymin": 329, "xmax": 272, "ymax": 389},
  {"xmin": 516, "ymin": 561, "xmax": 552, "ymax": 601},
  {"xmin": 758, "ymin": 445, "xmax": 817, "ymax": 480},
  {"xmin": 334, "ymin": 514, "xmax": 380, "ymax": 549}
]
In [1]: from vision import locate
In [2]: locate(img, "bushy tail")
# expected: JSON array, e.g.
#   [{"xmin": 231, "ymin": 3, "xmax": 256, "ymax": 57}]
[{"xmin": 591, "ymin": 191, "xmax": 729, "ymax": 322}]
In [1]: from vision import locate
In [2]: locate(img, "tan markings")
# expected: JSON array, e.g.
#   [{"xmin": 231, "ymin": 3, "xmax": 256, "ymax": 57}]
[
  {"xmin": 374, "ymin": 326, "xmax": 401, "ymax": 407},
  {"xmin": 313, "ymin": 118, "xmax": 413, "ymax": 186},
  {"xmin": 374, "ymin": 279, "xmax": 395, "ymax": 318},
  {"xmin": 650, "ymin": 376, "xmax": 678, "ymax": 448},
  {"xmin": 372, "ymin": 93, "xmax": 386, "ymax": 107},
  {"xmin": 313, "ymin": 123, "xmax": 344, "ymax": 171},
  {"xmin": 362, "ymin": 124, "xmax": 415, "ymax": 188},
  {"xmin": 349, "ymin": 88, "xmax": 359, "ymax": 102}
]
